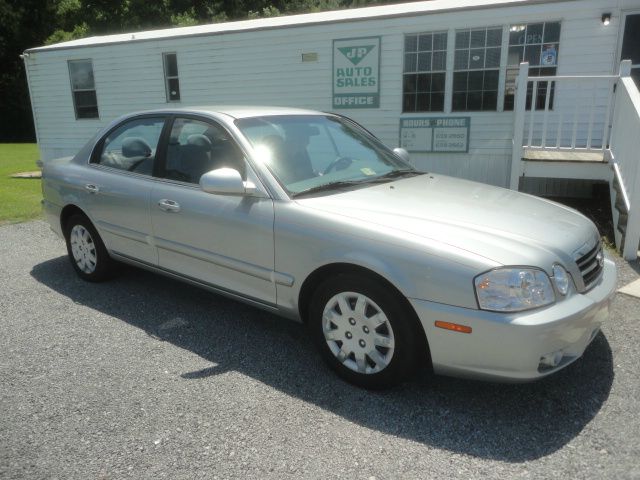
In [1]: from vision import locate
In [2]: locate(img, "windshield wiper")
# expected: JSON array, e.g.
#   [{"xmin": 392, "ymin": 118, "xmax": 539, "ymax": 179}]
[
  {"xmin": 292, "ymin": 179, "xmax": 370, "ymax": 198},
  {"xmin": 365, "ymin": 169, "xmax": 423, "ymax": 183},
  {"xmin": 292, "ymin": 170, "xmax": 423, "ymax": 198}
]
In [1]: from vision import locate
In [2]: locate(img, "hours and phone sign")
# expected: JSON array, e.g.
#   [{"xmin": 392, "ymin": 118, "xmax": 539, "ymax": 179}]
[{"xmin": 399, "ymin": 117, "xmax": 470, "ymax": 153}]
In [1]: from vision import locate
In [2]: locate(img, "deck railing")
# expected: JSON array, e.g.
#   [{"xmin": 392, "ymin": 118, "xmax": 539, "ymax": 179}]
[
  {"xmin": 511, "ymin": 63, "xmax": 618, "ymax": 187},
  {"xmin": 510, "ymin": 60, "xmax": 640, "ymax": 260},
  {"xmin": 608, "ymin": 63, "xmax": 640, "ymax": 260}
]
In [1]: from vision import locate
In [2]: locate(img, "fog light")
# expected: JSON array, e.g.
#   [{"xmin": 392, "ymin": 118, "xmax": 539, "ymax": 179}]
[{"xmin": 539, "ymin": 350, "xmax": 563, "ymax": 369}]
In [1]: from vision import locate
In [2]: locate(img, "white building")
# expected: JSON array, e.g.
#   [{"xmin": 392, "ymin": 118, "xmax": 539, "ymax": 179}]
[{"xmin": 22, "ymin": 0, "xmax": 640, "ymax": 258}]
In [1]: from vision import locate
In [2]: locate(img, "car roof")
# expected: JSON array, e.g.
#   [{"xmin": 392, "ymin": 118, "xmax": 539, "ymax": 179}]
[{"xmin": 129, "ymin": 105, "xmax": 328, "ymax": 120}]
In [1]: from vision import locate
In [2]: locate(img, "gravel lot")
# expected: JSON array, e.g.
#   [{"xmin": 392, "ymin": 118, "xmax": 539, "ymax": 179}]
[{"xmin": 1, "ymin": 221, "xmax": 639, "ymax": 479}]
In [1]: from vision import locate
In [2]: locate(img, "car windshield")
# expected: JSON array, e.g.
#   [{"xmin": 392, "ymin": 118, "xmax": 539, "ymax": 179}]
[{"xmin": 235, "ymin": 115, "xmax": 416, "ymax": 196}]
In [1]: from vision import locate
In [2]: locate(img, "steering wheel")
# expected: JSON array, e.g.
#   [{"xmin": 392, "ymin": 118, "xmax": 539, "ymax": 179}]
[{"xmin": 323, "ymin": 156, "xmax": 355, "ymax": 175}]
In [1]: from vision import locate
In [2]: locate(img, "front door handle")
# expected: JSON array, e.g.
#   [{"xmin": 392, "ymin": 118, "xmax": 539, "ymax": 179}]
[
  {"xmin": 158, "ymin": 199, "xmax": 181, "ymax": 213},
  {"xmin": 85, "ymin": 183, "xmax": 99, "ymax": 194}
]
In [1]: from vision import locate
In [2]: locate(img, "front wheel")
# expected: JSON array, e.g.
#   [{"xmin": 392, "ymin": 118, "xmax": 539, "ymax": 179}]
[
  {"xmin": 309, "ymin": 274, "xmax": 420, "ymax": 389},
  {"xmin": 64, "ymin": 213, "xmax": 115, "ymax": 282}
]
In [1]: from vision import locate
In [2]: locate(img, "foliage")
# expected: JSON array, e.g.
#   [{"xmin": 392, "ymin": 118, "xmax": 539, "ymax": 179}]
[
  {"xmin": 0, "ymin": 0, "xmax": 57, "ymax": 141},
  {"xmin": 0, "ymin": 144, "xmax": 42, "ymax": 224}
]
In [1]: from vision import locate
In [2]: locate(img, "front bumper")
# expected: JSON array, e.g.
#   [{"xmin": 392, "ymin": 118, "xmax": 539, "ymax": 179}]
[{"xmin": 410, "ymin": 257, "xmax": 616, "ymax": 382}]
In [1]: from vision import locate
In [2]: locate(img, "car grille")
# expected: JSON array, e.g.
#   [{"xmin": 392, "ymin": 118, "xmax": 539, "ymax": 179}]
[{"xmin": 576, "ymin": 242, "xmax": 603, "ymax": 290}]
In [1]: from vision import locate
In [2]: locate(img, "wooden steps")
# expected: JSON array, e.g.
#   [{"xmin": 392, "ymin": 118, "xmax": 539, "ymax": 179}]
[
  {"xmin": 520, "ymin": 149, "xmax": 611, "ymax": 181},
  {"xmin": 522, "ymin": 150, "xmax": 606, "ymax": 163}
]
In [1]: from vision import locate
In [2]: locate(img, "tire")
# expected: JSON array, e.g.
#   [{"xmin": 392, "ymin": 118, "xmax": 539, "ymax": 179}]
[
  {"xmin": 63, "ymin": 213, "xmax": 115, "ymax": 282},
  {"xmin": 309, "ymin": 273, "xmax": 421, "ymax": 389}
]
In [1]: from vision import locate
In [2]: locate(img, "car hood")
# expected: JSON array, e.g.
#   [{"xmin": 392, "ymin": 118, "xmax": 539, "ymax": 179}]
[{"xmin": 295, "ymin": 173, "xmax": 599, "ymax": 271}]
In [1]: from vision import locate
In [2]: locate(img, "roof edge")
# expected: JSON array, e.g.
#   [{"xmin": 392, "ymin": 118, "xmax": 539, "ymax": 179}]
[{"xmin": 24, "ymin": 0, "xmax": 573, "ymax": 54}]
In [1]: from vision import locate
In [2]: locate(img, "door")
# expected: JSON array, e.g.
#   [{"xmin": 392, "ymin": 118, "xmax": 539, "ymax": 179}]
[
  {"xmin": 85, "ymin": 115, "xmax": 167, "ymax": 265},
  {"xmin": 150, "ymin": 116, "xmax": 276, "ymax": 304},
  {"xmin": 621, "ymin": 12, "xmax": 640, "ymax": 87}
]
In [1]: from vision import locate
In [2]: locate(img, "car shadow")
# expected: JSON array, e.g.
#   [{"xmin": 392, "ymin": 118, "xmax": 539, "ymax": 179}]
[{"xmin": 31, "ymin": 256, "xmax": 614, "ymax": 462}]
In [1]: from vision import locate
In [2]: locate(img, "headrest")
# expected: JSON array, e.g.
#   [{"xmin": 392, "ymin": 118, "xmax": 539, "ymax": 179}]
[
  {"xmin": 122, "ymin": 137, "xmax": 151, "ymax": 158},
  {"xmin": 283, "ymin": 124, "xmax": 320, "ymax": 138},
  {"xmin": 187, "ymin": 134, "xmax": 212, "ymax": 149},
  {"xmin": 261, "ymin": 135, "xmax": 285, "ymax": 147}
]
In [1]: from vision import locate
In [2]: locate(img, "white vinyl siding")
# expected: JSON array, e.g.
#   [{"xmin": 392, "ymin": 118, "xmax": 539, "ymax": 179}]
[{"xmin": 25, "ymin": 0, "xmax": 640, "ymax": 188}]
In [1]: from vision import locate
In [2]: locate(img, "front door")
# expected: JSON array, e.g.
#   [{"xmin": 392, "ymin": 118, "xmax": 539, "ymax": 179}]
[
  {"xmin": 621, "ymin": 12, "xmax": 640, "ymax": 87},
  {"xmin": 150, "ymin": 116, "xmax": 276, "ymax": 305},
  {"xmin": 85, "ymin": 116, "xmax": 167, "ymax": 265}
]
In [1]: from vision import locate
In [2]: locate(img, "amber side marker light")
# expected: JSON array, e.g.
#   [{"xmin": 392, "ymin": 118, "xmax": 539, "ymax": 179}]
[{"xmin": 435, "ymin": 321, "xmax": 472, "ymax": 334}]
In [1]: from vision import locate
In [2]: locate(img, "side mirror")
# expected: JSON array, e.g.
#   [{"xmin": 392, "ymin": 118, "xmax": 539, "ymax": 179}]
[
  {"xmin": 393, "ymin": 147, "xmax": 411, "ymax": 163},
  {"xmin": 200, "ymin": 168, "xmax": 247, "ymax": 195}
]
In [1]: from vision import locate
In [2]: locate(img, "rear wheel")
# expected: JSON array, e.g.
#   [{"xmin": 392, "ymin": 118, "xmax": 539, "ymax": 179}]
[
  {"xmin": 64, "ymin": 213, "xmax": 115, "ymax": 282},
  {"xmin": 309, "ymin": 273, "xmax": 420, "ymax": 389}
]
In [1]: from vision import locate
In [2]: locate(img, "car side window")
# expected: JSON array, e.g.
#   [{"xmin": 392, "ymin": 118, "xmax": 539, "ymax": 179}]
[
  {"xmin": 164, "ymin": 118, "xmax": 246, "ymax": 184},
  {"xmin": 96, "ymin": 117, "xmax": 165, "ymax": 176}
]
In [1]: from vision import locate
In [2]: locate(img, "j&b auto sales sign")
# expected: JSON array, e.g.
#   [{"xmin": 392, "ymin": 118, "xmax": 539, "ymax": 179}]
[{"xmin": 332, "ymin": 36, "xmax": 381, "ymax": 109}]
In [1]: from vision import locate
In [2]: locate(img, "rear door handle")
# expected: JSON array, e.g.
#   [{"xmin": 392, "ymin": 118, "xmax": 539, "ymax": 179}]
[
  {"xmin": 158, "ymin": 199, "xmax": 181, "ymax": 213},
  {"xmin": 85, "ymin": 184, "xmax": 99, "ymax": 194}
]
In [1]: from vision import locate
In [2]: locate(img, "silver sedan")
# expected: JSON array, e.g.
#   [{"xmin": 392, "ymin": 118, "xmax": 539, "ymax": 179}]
[{"xmin": 41, "ymin": 106, "xmax": 617, "ymax": 389}]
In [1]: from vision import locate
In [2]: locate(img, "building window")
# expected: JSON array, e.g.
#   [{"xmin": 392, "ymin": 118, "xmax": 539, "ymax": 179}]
[
  {"xmin": 68, "ymin": 59, "xmax": 99, "ymax": 119},
  {"xmin": 504, "ymin": 22, "xmax": 561, "ymax": 110},
  {"xmin": 452, "ymin": 27, "xmax": 502, "ymax": 111},
  {"xmin": 163, "ymin": 53, "xmax": 181, "ymax": 102},
  {"xmin": 402, "ymin": 32, "xmax": 447, "ymax": 112}
]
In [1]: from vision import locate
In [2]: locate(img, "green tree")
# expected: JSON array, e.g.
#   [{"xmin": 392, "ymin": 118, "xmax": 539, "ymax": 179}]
[{"xmin": 0, "ymin": 0, "xmax": 57, "ymax": 141}]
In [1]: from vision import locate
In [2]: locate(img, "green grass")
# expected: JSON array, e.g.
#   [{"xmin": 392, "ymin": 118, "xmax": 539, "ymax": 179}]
[{"xmin": 0, "ymin": 143, "xmax": 42, "ymax": 224}]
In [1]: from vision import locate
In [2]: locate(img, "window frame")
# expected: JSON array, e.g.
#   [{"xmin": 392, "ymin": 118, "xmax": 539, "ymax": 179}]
[
  {"xmin": 68, "ymin": 58, "xmax": 100, "ymax": 120},
  {"xmin": 402, "ymin": 31, "xmax": 448, "ymax": 113},
  {"xmin": 451, "ymin": 26, "xmax": 504, "ymax": 112},
  {"xmin": 90, "ymin": 114, "xmax": 170, "ymax": 178},
  {"xmin": 162, "ymin": 52, "xmax": 181, "ymax": 102},
  {"xmin": 158, "ymin": 114, "xmax": 249, "ymax": 186},
  {"xmin": 400, "ymin": 20, "xmax": 562, "ymax": 114},
  {"xmin": 504, "ymin": 21, "xmax": 562, "ymax": 111}
]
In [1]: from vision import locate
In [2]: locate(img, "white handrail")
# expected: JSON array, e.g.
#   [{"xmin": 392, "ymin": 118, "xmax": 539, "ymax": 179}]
[
  {"xmin": 518, "ymin": 65, "xmax": 615, "ymax": 153},
  {"xmin": 512, "ymin": 60, "xmax": 639, "ymax": 259},
  {"xmin": 586, "ymin": 79, "xmax": 596, "ymax": 149},
  {"xmin": 612, "ymin": 162, "xmax": 631, "ymax": 212},
  {"xmin": 529, "ymin": 75, "xmax": 619, "ymax": 81},
  {"xmin": 608, "ymin": 61, "xmax": 639, "ymax": 260},
  {"xmin": 509, "ymin": 62, "xmax": 529, "ymax": 190}
]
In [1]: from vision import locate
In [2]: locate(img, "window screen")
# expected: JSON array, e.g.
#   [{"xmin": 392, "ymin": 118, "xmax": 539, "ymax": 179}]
[
  {"xmin": 402, "ymin": 32, "xmax": 447, "ymax": 112},
  {"xmin": 68, "ymin": 59, "xmax": 99, "ymax": 119},
  {"xmin": 452, "ymin": 27, "xmax": 502, "ymax": 111}
]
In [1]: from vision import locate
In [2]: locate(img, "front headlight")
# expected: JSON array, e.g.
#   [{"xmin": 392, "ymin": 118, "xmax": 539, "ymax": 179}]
[{"xmin": 474, "ymin": 268, "xmax": 555, "ymax": 312}]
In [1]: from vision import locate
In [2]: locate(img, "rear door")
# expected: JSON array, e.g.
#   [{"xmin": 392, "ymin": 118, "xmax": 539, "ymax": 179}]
[
  {"xmin": 84, "ymin": 115, "xmax": 167, "ymax": 265},
  {"xmin": 149, "ymin": 116, "xmax": 277, "ymax": 305}
]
